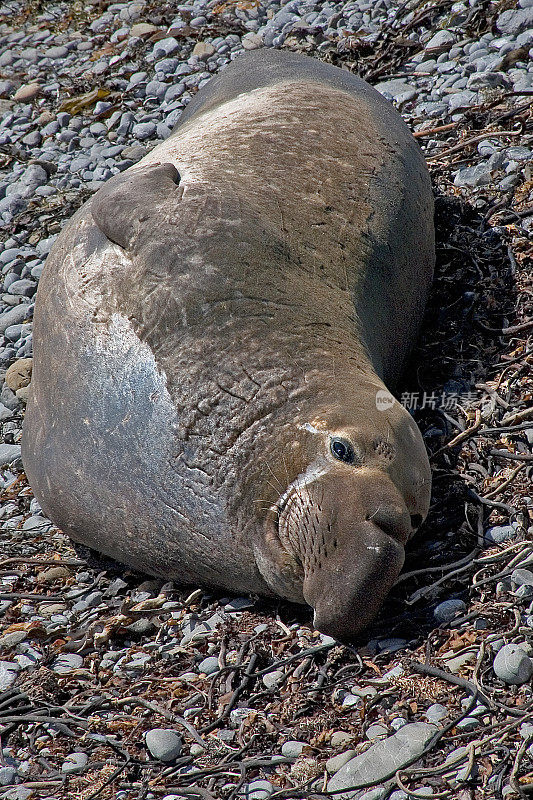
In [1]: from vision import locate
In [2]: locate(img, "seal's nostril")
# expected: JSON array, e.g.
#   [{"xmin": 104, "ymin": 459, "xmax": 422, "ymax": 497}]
[
  {"xmin": 366, "ymin": 508, "xmax": 410, "ymax": 544},
  {"xmin": 410, "ymin": 514, "xmax": 423, "ymax": 529}
]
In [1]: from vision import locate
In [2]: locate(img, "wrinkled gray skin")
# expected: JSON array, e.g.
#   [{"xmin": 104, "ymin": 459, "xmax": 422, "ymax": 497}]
[{"xmin": 22, "ymin": 50, "xmax": 434, "ymax": 639}]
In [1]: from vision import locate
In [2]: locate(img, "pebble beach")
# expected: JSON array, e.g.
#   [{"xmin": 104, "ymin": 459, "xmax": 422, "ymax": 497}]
[{"xmin": 0, "ymin": 0, "xmax": 532, "ymax": 798}]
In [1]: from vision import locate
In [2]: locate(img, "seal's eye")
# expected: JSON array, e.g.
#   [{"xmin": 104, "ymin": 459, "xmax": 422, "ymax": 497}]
[{"xmin": 330, "ymin": 437, "xmax": 356, "ymax": 464}]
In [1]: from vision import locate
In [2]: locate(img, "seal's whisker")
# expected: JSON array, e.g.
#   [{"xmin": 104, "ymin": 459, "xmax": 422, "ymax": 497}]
[{"xmin": 264, "ymin": 460, "xmax": 284, "ymax": 491}]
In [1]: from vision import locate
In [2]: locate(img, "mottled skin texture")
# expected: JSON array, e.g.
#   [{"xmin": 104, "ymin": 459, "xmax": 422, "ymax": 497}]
[{"xmin": 22, "ymin": 50, "xmax": 434, "ymax": 638}]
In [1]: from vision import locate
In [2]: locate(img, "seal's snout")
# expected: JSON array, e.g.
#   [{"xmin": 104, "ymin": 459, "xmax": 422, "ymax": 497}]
[
  {"xmin": 308, "ymin": 526, "xmax": 405, "ymax": 639},
  {"xmin": 280, "ymin": 472, "xmax": 412, "ymax": 639}
]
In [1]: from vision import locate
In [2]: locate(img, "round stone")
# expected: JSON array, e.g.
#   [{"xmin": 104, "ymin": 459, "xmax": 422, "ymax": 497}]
[
  {"xmin": 511, "ymin": 569, "xmax": 533, "ymax": 589},
  {"xmin": 0, "ymin": 766, "xmax": 17, "ymax": 786},
  {"xmin": 485, "ymin": 524, "xmax": 518, "ymax": 544},
  {"xmin": 262, "ymin": 669, "xmax": 284, "ymax": 689},
  {"xmin": 242, "ymin": 780, "xmax": 273, "ymax": 800},
  {"xmin": 145, "ymin": 729, "xmax": 182, "ymax": 762},
  {"xmin": 433, "ymin": 599, "xmax": 467, "ymax": 624},
  {"xmin": 493, "ymin": 644, "xmax": 533, "ymax": 685},
  {"xmin": 61, "ymin": 752, "xmax": 88, "ymax": 774},
  {"xmin": 132, "ymin": 122, "xmax": 156, "ymax": 140},
  {"xmin": 330, "ymin": 731, "xmax": 353, "ymax": 747},
  {"xmin": 456, "ymin": 716, "xmax": 480, "ymax": 731},
  {"xmin": 197, "ymin": 656, "xmax": 219, "ymax": 675},
  {"xmin": 45, "ymin": 46, "xmax": 69, "ymax": 59},
  {"xmin": 281, "ymin": 740, "xmax": 305, "ymax": 757},
  {"xmin": 52, "ymin": 653, "xmax": 83, "ymax": 674},
  {"xmin": 366, "ymin": 723, "xmax": 388, "ymax": 740},
  {"xmin": 425, "ymin": 29, "xmax": 455, "ymax": 48},
  {"xmin": 425, "ymin": 703, "xmax": 448, "ymax": 724}
]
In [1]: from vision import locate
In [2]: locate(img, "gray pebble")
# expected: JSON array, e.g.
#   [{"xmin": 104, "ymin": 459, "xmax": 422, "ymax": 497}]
[
  {"xmin": 197, "ymin": 656, "xmax": 219, "ymax": 675},
  {"xmin": 468, "ymin": 71, "xmax": 510, "ymax": 89},
  {"xmin": 90, "ymin": 12, "xmax": 114, "ymax": 33},
  {"xmin": 21, "ymin": 131, "xmax": 42, "ymax": 147},
  {"xmin": 390, "ymin": 717, "xmax": 408, "ymax": 731},
  {"xmin": 433, "ymin": 598, "xmax": 467, "ymax": 623},
  {"xmin": 0, "ymin": 304, "xmax": 28, "ymax": 333},
  {"xmin": 477, "ymin": 139, "xmax": 499, "ymax": 156},
  {"xmin": 242, "ymin": 779, "xmax": 273, "ymax": 800},
  {"xmin": 511, "ymin": 568, "xmax": 533, "ymax": 590},
  {"xmin": 145, "ymin": 729, "xmax": 182, "ymax": 762},
  {"xmin": 145, "ymin": 80, "xmax": 168, "ymax": 99},
  {"xmin": 0, "ymin": 403, "xmax": 13, "ymax": 421},
  {"xmin": 0, "ymin": 661, "xmax": 20, "ymax": 691},
  {"xmin": 4, "ymin": 324, "xmax": 24, "ymax": 341},
  {"xmin": 157, "ymin": 122, "xmax": 172, "ymax": 139},
  {"xmin": 0, "ymin": 249, "xmax": 25, "ymax": 266},
  {"xmin": 447, "ymin": 90, "xmax": 477, "ymax": 112},
  {"xmin": 180, "ymin": 612, "xmax": 222, "ymax": 645},
  {"xmin": 505, "ymin": 146, "xmax": 531, "ymax": 161},
  {"xmin": 22, "ymin": 516, "xmax": 53, "ymax": 532},
  {"xmin": 374, "ymin": 79, "xmax": 417, "ymax": 104},
  {"xmin": 263, "ymin": 670, "xmax": 285, "ymax": 689},
  {"xmin": 327, "ymin": 723, "xmax": 437, "ymax": 793},
  {"xmin": 415, "ymin": 101, "xmax": 448, "ymax": 118},
  {"xmin": 44, "ymin": 46, "xmax": 69, "ymax": 59},
  {"xmin": 520, "ymin": 722, "xmax": 533, "ymax": 739},
  {"xmin": 444, "ymin": 745, "xmax": 476, "ymax": 785},
  {"xmin": 0, "ymin": 631, "xmax": 27, "ymax": 649},
  {"xmin": 0, "ymin": 787, "xmax": 34, "ymax": 800},
  {"xmin": 281, "ymin": 740, "xmax": 306, "ymax": 758},
  {"xmin": 132, "ymin": 122, "xmax": 156, "ymax": 140},
  {"xmin": 0, "ymin": 81, "xmax": 15, "ymax": 98},
  {"xmin": 485, "ymin": 523, "xmax": 518, "ymax": 543},
  {"xmin": 229, "ymin": 707, "xmax": 253, "ymax": 726},
  {"xmin": 425, "ymin": 30, "xmax": 455, "ymax": 48},
  {"xmin": 61, "ymin": 752, "xmax": 88, "ymax": 774},
  {"xmin": 151, "ymin": 38, "xmax": 181, "ymax": 59},
  {"xmin": 497, "ymin": 7, "xmax": 533, "ymax": 35},
  {"xmin": 69, "ymin": 156, "xmax": 92, "ymax": 173},
  {"xmin": 456, "ymin": 716, "xmax": 480, "ymax": 731},
  {"xmin": 493, "ymin": 644, "xmax": 533, "ymax": 685},
  {"xmin": 366, "ymin": 723, "xmax": 388, "ymax": 740},
  {"xmin": 155, "ymin": 58, "xmax": 180, "ymax": 76},
  {"xmin": 0, "ymin": 445, "xmax": 21, "ymax": 466},
  {"xmin": 224, "ymin": 597, "xmax": 254, "ymax": 611},
  {"xmin": 7, "ymin": 279, "xmax": 36, "ymax": 297},
  {"xmin": 454, "ymin": 163, "xmax": 493, "ymax": 188},
  {"xmin": 0, "ymin": 386, "xmax": 19, "ymax": 411},
  {"xmin": 52, "ymin": 653, "xmax": 83, "ymax": 674},
  {"xmin": 164, "ymin": 84, "xmax": 186, "ymax": 103},
  {"xmin": 424, "ymin": 703, "xmax": 448, "ymax": 724},
  {"xmin": 357, "ymin": 791, "xmax": 387, "ymax": 800},
  {"xmin": 0, "ymin": 766, "xmax": 17, "ymax": 786},
  {"xmin": 35, "ymin": 236, "xmax": 57, "ymax": 256}
]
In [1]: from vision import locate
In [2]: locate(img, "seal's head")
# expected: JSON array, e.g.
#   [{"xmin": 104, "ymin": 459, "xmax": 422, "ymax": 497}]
[{"xmin": 251, "ymin": 379, "xmax": 431, "ymax": 639}]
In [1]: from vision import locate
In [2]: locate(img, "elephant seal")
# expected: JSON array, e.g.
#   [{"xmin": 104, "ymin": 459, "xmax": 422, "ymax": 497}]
[{"xmin": 22, "ymin": 49, "xmax": 434, "ymax": 638}]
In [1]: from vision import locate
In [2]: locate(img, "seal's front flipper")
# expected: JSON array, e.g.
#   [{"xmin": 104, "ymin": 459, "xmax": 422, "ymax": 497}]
[{"xmin": 91, "ymin": 163, "xmax": 181, "ymax": 251}]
